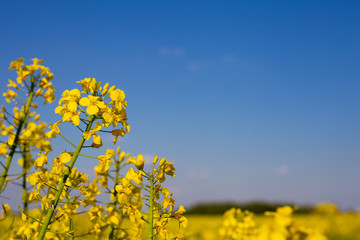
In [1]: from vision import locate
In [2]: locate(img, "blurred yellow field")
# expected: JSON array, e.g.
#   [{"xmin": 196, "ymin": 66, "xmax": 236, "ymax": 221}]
[
  {"xmin": 174, "ymin": 212, "xmax": 360, "ymax": 240},
  {"xmin": 1, "ymin": 209, "xmax": 360, "ymax": 239}
]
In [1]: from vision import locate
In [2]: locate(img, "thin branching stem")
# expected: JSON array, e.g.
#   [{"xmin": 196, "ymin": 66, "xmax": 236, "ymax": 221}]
[
  {"xmin": 0, "ymin": 79, "xmax": 36, "ymax": 192},
  {"xmin": 37, "ymin": 116, "xmax": 96, "ymax": 240},
  {"xmin": 59, "ymin": 133, "xmax": 76, "ymax": 148}
]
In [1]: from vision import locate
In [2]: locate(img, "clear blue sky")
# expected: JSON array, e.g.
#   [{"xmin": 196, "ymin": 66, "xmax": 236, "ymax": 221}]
[{"xmin": 1, "ymin": 1, "xmax": 359, "ymax": 209}]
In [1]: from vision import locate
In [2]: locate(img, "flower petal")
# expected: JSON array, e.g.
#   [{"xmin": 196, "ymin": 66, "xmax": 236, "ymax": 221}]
[
  {"xmin": 79, "ymin": 97, "xmax": 90, "ymax": 107},
  {"xmin": 87, "ymin": 105, "xmax": 99, "ymax": 115}
]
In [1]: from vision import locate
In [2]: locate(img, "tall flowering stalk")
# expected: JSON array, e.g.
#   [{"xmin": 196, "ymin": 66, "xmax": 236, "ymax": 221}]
[
  {"xmin": 84, "ymin": 147, "xmax": 137, "ymax": 239},
  {"xmin": 32, "ymin": 78, "xmax": 129, "ymax": 240},
  {"xmin": 144, "ymin": 156, "xmax": 187, "ymax": 240},
  {"xmin": 119, "ymin": 154, "xmax": 187, "ymax": 239},
  {"xmin": 19, "ymin": 117, "xmax": 51, "ymax": 212},
  {"xmin": 108, "ymin": 147, "xmax": 126, "ymax": 239},
  {"xmin": 0, "ymin": 58, "xmax": 54, "ymax": 193},
  {"xmin": 82, "ymin": 150, "xmax": 187, "ymax": 240}
]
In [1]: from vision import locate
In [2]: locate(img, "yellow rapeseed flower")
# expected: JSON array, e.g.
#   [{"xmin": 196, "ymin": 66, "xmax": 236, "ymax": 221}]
[
  {"xmin": 34, "ymin": 151, "xmax": 48, "ymax": 170},
  {"xmin": 174, "ymin": 206, "xmax": 187, "ymax": 228},
  {"xmin": 8, "ymin": 58, "xmax": 24, "ymax": 71},
  {"xmin": 77, "ymin": 78, "xmax": 101, "ymax": 94},
  {"xmin": 127, "ymin": 154, "xmax": 145, "ymax": 170},
  {"xmin": 126, "ymin": 168, "xmax": 143, "ymax": 185},
  {"xmin": 3, "ymin": 89, "xmax": 17, "ymax": 103},
  {"xmin": 46, "ymin": 121, "xmax": 62, "ymax": 138},
  {"xmin": 83, "ymin": 121, "xmax": 102, "ymax": 146},
  {"xmin": 0, "ymin": 143, "xmax": 8, "ymax": 155},
  {"xmin": 79, "ymin": 95, "xmax": 107, "ymax": 115},
  {"xmin": 6, "ymin": 79, "xmax": 18, "ymax": 89}
]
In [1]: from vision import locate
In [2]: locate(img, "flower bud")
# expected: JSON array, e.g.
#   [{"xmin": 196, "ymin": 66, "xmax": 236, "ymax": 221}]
[
  {"xmin": 101, "ymin": 83, "xmax": 109, "ymax": 95},
  {"xmin": 159, "ymin": 157, "xmax": 166, "ymax": 166},
  {"xmin": 153, "ymin": 156, "xmax": 159, "ymax": 165},
  {"xmin": 108, "ymin": 85, "xmax": 116, "ymax": 93},
  {"xmin": 34, "ymin": 114, "xmax": 40, "ymax": 121},
  {"xmin": 134, "ymin": 154, "xmax": 145, "ymax": 170},
  {"xmin": 119, "ymin": 151, "xmax": 126, "ymax": 162}
]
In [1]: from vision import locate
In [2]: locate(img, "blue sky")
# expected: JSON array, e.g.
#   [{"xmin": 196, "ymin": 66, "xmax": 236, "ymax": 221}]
[{"xmin": 0, "ymin": 1, "xmax": 359, "ymax": 209}]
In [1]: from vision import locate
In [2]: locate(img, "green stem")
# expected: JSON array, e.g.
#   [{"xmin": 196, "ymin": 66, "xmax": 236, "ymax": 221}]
[
  {"xmin": 37, "ymin": 116, "xmax": 96, "ymax": 240},
  {"xmin": 21, "ymin": 141, "xmax": 29, "ymax": 213},
  {"xmin": 148, "ymin": 173, "xmax": 154, "ymax": 240},
  {"xmin": 109, "ymin": 157, "xmax": 121, "ymax": 239},
  {"xmin": 0, "ymin": 80, "xmax": 36, "ymax": 192},
  {"xmin": 59, "ymin": 133, "xmax": 76, "ymax": 148},
  {"xmin": 66, "ymin": 193, "xmax": 74, "ymax": 240},
  {"xmin": 78, "ymin": 153, "xmax": 98, "ymax": 159}
]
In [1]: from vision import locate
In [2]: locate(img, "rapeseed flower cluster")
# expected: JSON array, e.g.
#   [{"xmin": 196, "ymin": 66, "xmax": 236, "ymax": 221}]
[
  {"xmin": 6, "ymin": 58, "xmax": 55, "ymax": 104},
  {"xmin": 8, "ymin": 73, "xmax": 186, "ymax": 240},
  {"xmin": 141, "ymin": 155, "xmax": 187, "ymax": 239},
  {"xmin": 53, "ymin": 78, "xmax": 129, "ymax": 146},
  {"xmin": 219, "ymin": 208, "xmax": 257, "ymax": 240},
  {"xmin": 259, "ymin": 206, "xmax": 328, "ymax": 240},
  {"xmin": 219, "ymin": 206, "xmax": 328, "ymax": 240},
  {"xmin": 23, "ymin": 78, "xmax": 131, "ymax": 239},
  {"xmin": 0, "ymin": 58, "xmax": 54, "ymax": 214}
]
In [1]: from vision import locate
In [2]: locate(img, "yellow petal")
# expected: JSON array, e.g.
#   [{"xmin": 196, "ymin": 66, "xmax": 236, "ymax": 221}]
[
  {"xmin": 110, "ymin": 215, "xmax": 119, "ymax": 225},
  {"xmin": 79, "ymin": 97, "xmax": 90, "ymax": 107},
  {"xmin": 17, "ymin": 158, "xmax": 24, "ymax": 167},
  {"xmin": 87, "ymin": 105, "xmax": 99, "ymax": 115},
  {"xmin": 93, "ymin": 135, "xmax": 102, "ymax": 145},
  {"xmin": 60, "ymin": 152, "xmax": 71, "ymax": 163},
  {"xmin": 69, "ymin": 89, "xmax": 81, "ymax": 97},
  {"xmin": 72, "ymin": 115, "xmax": 80, "ymax": 126},
  {"xmin": 68, "ymin": 101, "xmax": 77, "ymax": 112},
  {"xmin": 96, "ymin": 101, "xmax": 107, "ymax": 109},
  {"xmin": 124, "ymin": 122, "xmax": 130, "ymax": 132},
  {"xmin": 94, "ymin": 122, "xmax": 102, "ymax": 131}
]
